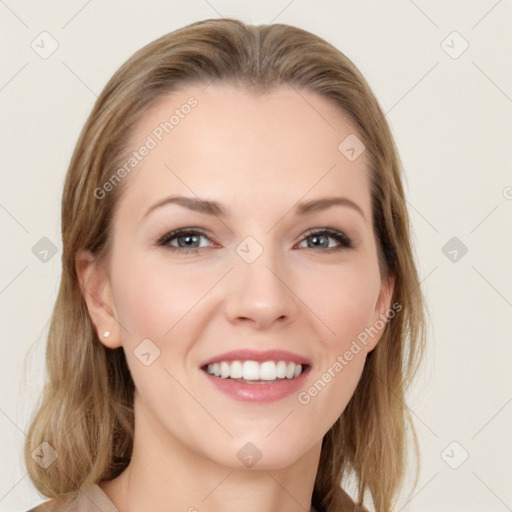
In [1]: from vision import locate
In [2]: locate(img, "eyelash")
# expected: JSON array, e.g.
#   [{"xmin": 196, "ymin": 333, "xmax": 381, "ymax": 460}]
[{"xmin": 156, "ymin": 227, "xmax": 353, "ymax": 255}]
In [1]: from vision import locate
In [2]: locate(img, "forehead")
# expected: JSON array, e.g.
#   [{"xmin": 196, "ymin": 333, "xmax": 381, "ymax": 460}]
[{"xmin": 116, "ymin": 82, "xmax": 371, "ymax": 219}]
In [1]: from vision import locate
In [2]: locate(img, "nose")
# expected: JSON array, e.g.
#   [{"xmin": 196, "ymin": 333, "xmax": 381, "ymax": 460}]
[{"xmin": 223, "ymin": 242, "xmax": 299, "ymax": 330}]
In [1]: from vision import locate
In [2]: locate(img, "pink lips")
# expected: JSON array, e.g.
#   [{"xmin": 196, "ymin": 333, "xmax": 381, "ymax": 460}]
[
  {"xmin": 199, "ymin": 349, "xmax": 311, "ymax": 368},
  {"xmin": 199, "ymin": 349, "xmax": 312, "ymax": 403}
]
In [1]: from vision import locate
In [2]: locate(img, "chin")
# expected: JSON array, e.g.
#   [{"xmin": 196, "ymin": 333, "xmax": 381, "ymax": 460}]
[{"xmin": 204, "ymin": 435, "xmax": 313, "ymax": 471}]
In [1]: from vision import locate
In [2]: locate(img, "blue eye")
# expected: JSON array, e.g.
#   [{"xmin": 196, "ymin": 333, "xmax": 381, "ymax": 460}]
[
  {"xmin": 157, "ymin": 229, "xmax": 212, "ymax": 254},
  {"xmin": 157, "ymin": 227, "xmax": 353, "ymax": 254},
  {"xmin": 299, "ymin": 228, "xmax": 353, "ymax": 250}
]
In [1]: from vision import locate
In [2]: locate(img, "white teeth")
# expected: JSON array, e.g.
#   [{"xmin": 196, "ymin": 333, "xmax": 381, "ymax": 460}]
[
  {"xmin": 230, "ymin": 360, "xmax": 243, "ymax": 379},
  {"xmin": 220, "ymin": 361, "xmax": 230, "ymax": 379},
  {"xmin": 259, "ymin": 361, "xmax": 276, "ymax": 381},
  {"xmin": 285, "ymin": 362, "xmax": 295, "ymax": 379},
  {"xmin": 206, "ymin": 360, "xmax": 305, "ymax": 381},
  {"xmin": 276, "ymin": 360, "xmax": 287, "ymax": 378},
  {"xmin": 243, "ymin": 360, "xmax": 260, "ymax": 380}
]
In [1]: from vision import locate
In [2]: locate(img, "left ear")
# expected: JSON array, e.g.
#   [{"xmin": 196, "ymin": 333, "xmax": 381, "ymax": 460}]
[{"xmin": 366, "ymin": 274, "xmax": 396, "ymax": 352}]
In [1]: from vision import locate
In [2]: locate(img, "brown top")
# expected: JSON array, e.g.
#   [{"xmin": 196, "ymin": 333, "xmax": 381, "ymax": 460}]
[
  {"xmin": 26, "ymin": 484, "xmax": 118, "ymax": 512},
  {"xmin": 27, "ymin": 483, "xmax": 364, "ymax": 512}
]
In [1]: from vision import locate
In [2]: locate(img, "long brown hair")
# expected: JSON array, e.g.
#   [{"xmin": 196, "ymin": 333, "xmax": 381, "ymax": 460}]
[{"xmin": 24, "ymin": 18, "xmax": 427, "ymax": 512}]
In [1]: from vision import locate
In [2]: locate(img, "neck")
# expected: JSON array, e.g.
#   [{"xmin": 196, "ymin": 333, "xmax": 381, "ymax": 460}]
[{"xmin": 100, "ymin": 391, "xmax": 322, "ymax": 512}]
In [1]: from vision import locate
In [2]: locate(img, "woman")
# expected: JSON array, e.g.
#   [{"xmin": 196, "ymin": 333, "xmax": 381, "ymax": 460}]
[{"xmin": 25, "ymin": 18, "xmax": 426, "ymax": 512}]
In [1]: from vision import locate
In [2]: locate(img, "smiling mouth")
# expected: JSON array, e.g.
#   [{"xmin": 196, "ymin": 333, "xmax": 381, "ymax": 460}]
[{"xmin": 202, "ymin": 360, "xmax": 309, "ymax": 383}]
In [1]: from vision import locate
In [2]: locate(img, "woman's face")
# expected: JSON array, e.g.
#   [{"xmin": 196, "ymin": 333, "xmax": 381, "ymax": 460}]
[{"xmin": 88, "ymin": 83, "xmax": 394, "ymax": 470}]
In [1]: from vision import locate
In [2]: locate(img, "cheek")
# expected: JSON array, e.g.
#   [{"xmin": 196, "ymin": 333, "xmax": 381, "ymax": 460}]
[
  {"xmin": 293, "ymin": 258, "xmax": 379, "ymax": 423},
  {"xmin": 297, "ymin": 256, "xmax": 381, "ymax": 348},
  {"xmin": 109, "ymin": 254, "xmax": 210, "ymax": 403},
  {"xmin": 111, "ymin": 253, "xmax": 217, "ymax": 339},
  {"xmin": 298, "ymin": 350, "xmax": 366, "ymax": 438}
]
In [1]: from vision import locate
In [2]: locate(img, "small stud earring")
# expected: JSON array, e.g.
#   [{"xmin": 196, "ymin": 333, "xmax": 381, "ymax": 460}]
[{"xmin": 104, "ymin": 331, "xmax": 110, "ymax": 338}]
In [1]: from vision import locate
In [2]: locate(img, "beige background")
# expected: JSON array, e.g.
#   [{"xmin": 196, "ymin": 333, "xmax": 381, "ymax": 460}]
[{"xmin": 1, "ymin": 1, "xmax": 511, "ymax": 511}]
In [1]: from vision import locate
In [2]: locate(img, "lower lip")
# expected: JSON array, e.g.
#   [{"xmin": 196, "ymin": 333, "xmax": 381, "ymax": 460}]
[{"xmin": 201, "ymin": 367, "xmax": 310, "ymax": 403}]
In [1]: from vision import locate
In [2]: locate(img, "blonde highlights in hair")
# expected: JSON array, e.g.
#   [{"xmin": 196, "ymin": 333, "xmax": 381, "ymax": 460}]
[{"xmin": 24, "ymin": 18, "xmax": 426, "ymax": 512}]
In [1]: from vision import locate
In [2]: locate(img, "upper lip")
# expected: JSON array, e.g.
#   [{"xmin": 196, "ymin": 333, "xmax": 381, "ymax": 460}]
[{"xmin": 199, "ymin": 349, "xmax": 311, "ymax": 368}]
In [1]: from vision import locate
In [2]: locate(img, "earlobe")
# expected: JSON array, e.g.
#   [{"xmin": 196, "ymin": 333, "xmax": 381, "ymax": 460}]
[
  {"xmin": 75, "ymin": 249, "xmax": 121, "ymax": 349},
  {"xmin": 366, "ymin": 274, "xmax": 396, "ymax": 352},
  {"xmin": 378, "ymin": 274, "xmax": 395, "ymax": 318}
]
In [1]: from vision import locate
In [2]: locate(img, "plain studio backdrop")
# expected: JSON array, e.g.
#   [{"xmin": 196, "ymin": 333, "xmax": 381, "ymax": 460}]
[{"xmin": 1, "ymin": 1, "xmax": 511, "ymax": 511}]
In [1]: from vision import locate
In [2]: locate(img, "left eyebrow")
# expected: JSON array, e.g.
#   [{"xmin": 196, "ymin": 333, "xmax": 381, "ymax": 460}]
[{"xmin": 293, "ymin": 197, "xmax": 365, "ymax": 220}]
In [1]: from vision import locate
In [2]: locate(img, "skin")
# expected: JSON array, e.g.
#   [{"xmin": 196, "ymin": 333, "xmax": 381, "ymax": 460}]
[{"xmin": 76, "ymin": 83, "xmax": 394, "ymax": 512}]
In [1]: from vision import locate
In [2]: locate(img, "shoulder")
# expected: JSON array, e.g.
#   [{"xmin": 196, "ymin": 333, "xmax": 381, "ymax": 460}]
[
  {"xmin": 25, "ymin": 498, "xmax": 77, "ymax": 512},
  {"xmin": 24, "ymin": 483, "xmax": 118, "ymax": 512}
]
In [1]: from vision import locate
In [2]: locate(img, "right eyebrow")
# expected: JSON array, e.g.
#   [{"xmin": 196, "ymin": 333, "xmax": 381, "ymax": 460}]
[{"xmin": 143, "ymin": 195, "xmax": 226, "ymax": 220}]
